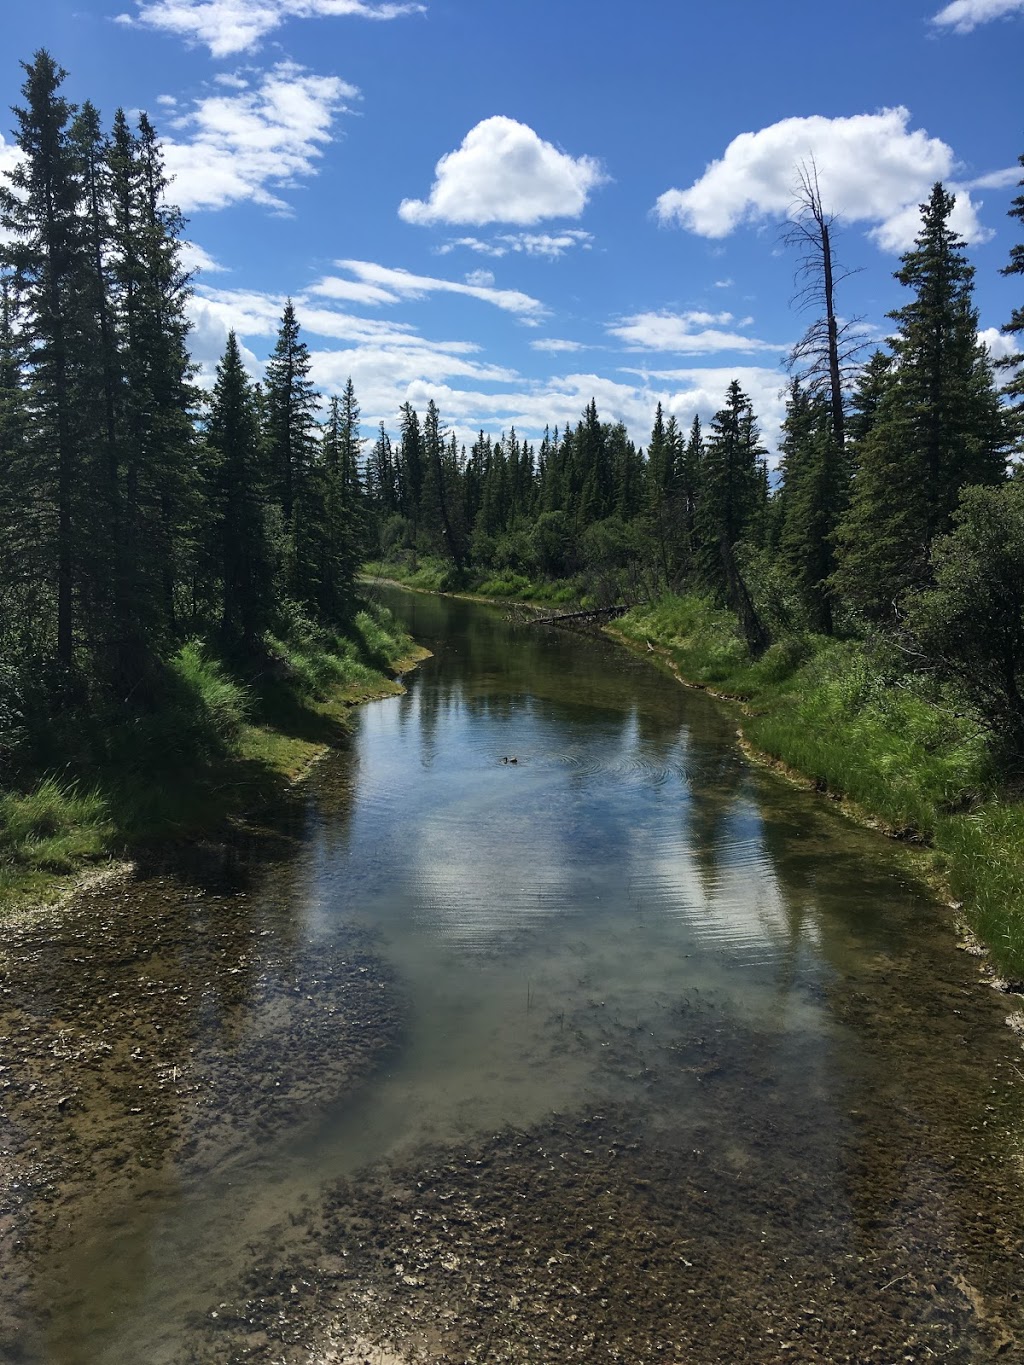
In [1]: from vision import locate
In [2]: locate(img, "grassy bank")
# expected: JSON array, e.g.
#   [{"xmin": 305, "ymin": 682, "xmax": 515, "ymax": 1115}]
[
  {"xmin": 615, "ymin": 594, "xmax": 1024, "ymax": 983},
  {"xmin": 0, "ymin": 603, "xmax": 427, "ymax": 916}
]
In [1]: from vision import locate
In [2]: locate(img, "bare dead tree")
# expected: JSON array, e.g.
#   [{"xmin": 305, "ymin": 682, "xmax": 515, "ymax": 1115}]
[{"xmin": 784, "ymin": 158, "xmax": 870, "ymax": 451}]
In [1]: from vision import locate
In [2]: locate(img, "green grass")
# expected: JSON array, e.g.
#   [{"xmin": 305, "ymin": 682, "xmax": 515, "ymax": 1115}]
[
  {"xmin": 0, "ymin": 601, "xmax": 419, "ymax": 914},
  {"xmin": 0, "ymin": 779, "xmax": 112, "ymax": 885},
  {"xmin": 619, "ymin": 592, "xmax": 1024, "ymax": 978}
]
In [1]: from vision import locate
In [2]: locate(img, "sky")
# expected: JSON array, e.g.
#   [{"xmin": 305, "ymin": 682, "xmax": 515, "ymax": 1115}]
[{"xmin": 0, "ymin": 0, "xmax": 1021, "ymax": 460}]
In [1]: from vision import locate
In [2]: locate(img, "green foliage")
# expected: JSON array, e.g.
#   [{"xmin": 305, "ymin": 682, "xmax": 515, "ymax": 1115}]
[
  {"xmin": 833, "ymin": 184, "xmax": 1008, "ymax": 619},
  {"xmin": 0, "ymin": 778, "xmax": 111, "ymax": 874},
  {"xmin": 938, "ymin": 806, "xmax": 1024, "ymax": 978},
  {"xmin": 907, "ymin": 480, "xmax": 1024, "ymax": 763}
]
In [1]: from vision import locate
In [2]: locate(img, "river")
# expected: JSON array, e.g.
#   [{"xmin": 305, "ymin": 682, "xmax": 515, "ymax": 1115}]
[{"xmin": 2, "ymin": 587, "xmax": 1023, "ymax": 1363}]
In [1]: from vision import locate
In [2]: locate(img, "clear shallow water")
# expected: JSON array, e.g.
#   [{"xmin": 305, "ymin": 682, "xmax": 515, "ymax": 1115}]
[{"xmin": 4, "ymin": 589, "xmax": 1024, "ymax": 1363}]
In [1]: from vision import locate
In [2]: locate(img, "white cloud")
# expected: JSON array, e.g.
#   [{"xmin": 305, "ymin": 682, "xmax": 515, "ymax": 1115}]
[
  {"xmin": 931, "ymin": 0, "xmax": 1024, "ymax": 32},
  {"xmin": 713, "ymin": 278, "xmax": 734, "ymax": 289},
  {"xmin": 163, "ymin": 62, "xmax": 357, "ymax": 213},
  {"xmin": 530, "ymin": 338, "xmax": 588, "ymax": 354},
  {"xmin": 655, "ymin": 108, "xmax": 992, "ymax": 252},
  {"xmin": 966, "ymin": 166, "xmax": 1022, "ymax": 190},
  {"xmin": 312, "ymin": 260, "xmax": 546, "ymax": 319},
  {"xmin": 608, "ymin": 310, "xmax": 782, "ymax": 356},
  {"xmin": 186, "ymin": 288, "xmax": 787, "ymax": 458},
  {"xmin": 619, "ymin": 365, "xmax": 790, "ymax": 460},
  {"xmin": 979, "ymin": 327, "xmax": 1021, "ymax": 361},
  {"xmin": 465, "ymin": 269, "xmax": 495, "ymax": 287},
  {"xmin": 399, "ymin": 116, "xmax": 608, "ymax": 227},
  {"xmin": 438, "ymin": 230, "xmax": 594, "ymax": 260},
  {"xmin": 180, "ymin": 240, "xmax": 227, "ymax": 274},
  {"xmin": 119, "ymin": 0, "xmax": 424, "ymax": 59}
]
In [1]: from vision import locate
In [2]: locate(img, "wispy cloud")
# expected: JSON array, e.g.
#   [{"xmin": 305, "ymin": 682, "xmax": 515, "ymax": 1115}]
[
  {"xmin": 438, "ymin": 229, "xmax": 594, "ymax": 260},
  {"xmin": 163, "ymin": 62, "xmax": 357, "ymax": 213},
  {"xmin": 399, "ymin": 116, "xmax": 607, "ymax": 227},
  {"xmin": 655, "ymin": 108, "xmax": 993, "ymax": 251},
  {"xmin": 118, "ymin": 0, "xmax": 424, "ymax": 59},
  {"xmin": 530, "ymin": 338, "xmax": 588, "ymax": 353},
  {"xmin": 608, "ymin": 310, "xmax": 782, "ymax": 356},
  {"xmin": 312, "ymin": 260, "xmax": 547, "ymax": 319},
  {"xmin": 931, "ymin": 0, "xmax": 1024, "ymax": 32}
]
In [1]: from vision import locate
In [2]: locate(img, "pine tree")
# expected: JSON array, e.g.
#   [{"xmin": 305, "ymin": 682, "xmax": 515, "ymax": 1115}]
[
  {"xmin": 999, "ymin": 152, "xmax": 1024, "ymax": 444},
  {"xmin": 0, "ymin": 52, "xmax": 98, "ymax": 671},
  {"xmin": 265, "ymin": 300, "xmax": 318, "ymax": 528},
  {"xmin": 695, "ymin": 380, "xmax": 769, "ymax": 652},
  {"xmin": 833, "ymin": 184, "xmax": 1007, "ymax": 619},
  {"xmin": 203, "ymin": 332, "xmax": 272, "ymax": 652}
]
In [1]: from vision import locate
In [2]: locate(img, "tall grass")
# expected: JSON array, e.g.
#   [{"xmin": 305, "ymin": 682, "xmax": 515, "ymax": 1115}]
[
  {"xmin": 620, "ymin": 592, "xmax": 1024, "ymax": 978},
  {"xmin": 0, "ymin": 778, "xmax": 111, "ymax": 875}
]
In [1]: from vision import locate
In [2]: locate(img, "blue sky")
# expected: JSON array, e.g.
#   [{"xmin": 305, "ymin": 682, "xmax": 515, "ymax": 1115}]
[{"xmin": 1, "ymin": 0, "xmax": 1021, "ymax": 458}]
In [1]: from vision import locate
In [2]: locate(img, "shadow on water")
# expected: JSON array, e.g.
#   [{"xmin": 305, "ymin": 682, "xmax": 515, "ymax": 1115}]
[{"xmin": 2, "ymin": 585, "xmax": 1024, "ymax": 1363}]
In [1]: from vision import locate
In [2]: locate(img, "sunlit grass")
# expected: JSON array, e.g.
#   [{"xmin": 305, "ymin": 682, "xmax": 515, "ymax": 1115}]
[
  {"xmin": 620, "ymin": 591, "xmax": 1024, "ymax": 977},
  {"xmin": 0, "ymin": 599, "xmax": 418, "ymax": 913}
]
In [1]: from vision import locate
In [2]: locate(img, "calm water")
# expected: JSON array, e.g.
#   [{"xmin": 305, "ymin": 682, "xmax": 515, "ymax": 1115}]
[{"xmin": 4, "ymin": 588, "xmax": 1024, "ymax": 1363}]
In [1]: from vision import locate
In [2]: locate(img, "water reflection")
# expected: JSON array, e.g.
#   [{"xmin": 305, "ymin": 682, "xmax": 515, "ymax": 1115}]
[{"xmin": 2, "ymin": 585, "xmax": 1022, "ymax": 1363}]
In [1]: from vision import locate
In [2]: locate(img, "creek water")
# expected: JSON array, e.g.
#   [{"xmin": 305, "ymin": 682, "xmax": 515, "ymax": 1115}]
[{"xmin": 3, "ymin": 588, "xmax": 1024, "ymax": 1364}]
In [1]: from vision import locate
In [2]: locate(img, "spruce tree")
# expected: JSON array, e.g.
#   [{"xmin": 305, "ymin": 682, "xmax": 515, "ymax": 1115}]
[
  {"xmin": 778, "ymin": 378, "xmax": 844, "ymax": 633},
  {"xmin": 695, "ymin": 380, "xmax": 769, "ymax": 652},
  {"xmin": 265, "ymin": 300, "xmax": 318, "ymax": 528},
  {"xmin": 0, "ymin": 52, "xmax": 93, "ymax": 670},
  {"xmin": 204, "ymin": 332, "xmax": 272, "ymax": 652},
  {"xmin": 998, "ymin": 152, "xmax": 1024, "ymax": 443},
  {"xmin": 833, "ymin": 184, "xmax": 1007, "ymax": 619}
]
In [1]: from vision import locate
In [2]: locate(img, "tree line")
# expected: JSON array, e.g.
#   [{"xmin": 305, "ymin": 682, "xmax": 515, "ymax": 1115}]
[
  {"xmin": 368, "ymin": 177, "xmax": 1017, "ymax": 630},
  {"xmin": 0, "ymin": 51, "xmax": 365, "ymax": 745},
  {"xmin": 1, "ymin": 48, "xmax": 1022, "ymax": 763}
]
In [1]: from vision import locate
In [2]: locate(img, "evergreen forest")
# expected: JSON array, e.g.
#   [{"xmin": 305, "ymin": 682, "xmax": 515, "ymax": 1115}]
[{"xmin": 2, "ymin": 51, "xmax": 1024, "ymax": 968}]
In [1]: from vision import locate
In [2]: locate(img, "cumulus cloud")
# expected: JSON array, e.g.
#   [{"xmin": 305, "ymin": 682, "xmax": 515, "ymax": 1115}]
[
  {"xmin": 465, "ymin": 269, "xmax": 495, "ymax": 287},
  {"xmin": 186, "ymin": 283, "xmax": 789, "ymax": 458},
  {"xmin": 931, "ymin": 0, "xmax": 1024, "ymax": 32},
  {"xmin": 311, "ymin": 260, "xmax": 546, "ymax": 320},
  {"xmin": 619, "ymin": 365, "xmax": 790, "ymax": 460},
  {"xmin": 979, "ymin": 327, "xmax": 1021, "ymax": 361},
  {"xmin": 655, "ymin": 108, "xmax": 992, "ymax": 251},
  {"xmin": 438, "ymin": 230, "xmax": 594, "ymax": 260},
  {"xmin": 608, "ymin": 310, "xmax": 783, "ymax": 356},
  {"xmin": 399, "ymin": 117, "xmax": 607, "ymax": 227},
  {"xmin": 163, "ymin": 62, "xmax": 357, "ymax": 213},
  {"xmin": 118, "ymin": 0, "xmax": 424, "ymax": 58}
]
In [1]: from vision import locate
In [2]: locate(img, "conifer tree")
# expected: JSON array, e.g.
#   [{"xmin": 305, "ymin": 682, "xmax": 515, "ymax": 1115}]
[
  {"xmin": 204, "ymin": 332, "xmax": 272, "ymax": 652},
  {"xmin": 778, "ymin": 378, "xmax": 843, "ymax": 632},
  {"xmin": 695, "ymin": 380, "xmax": 769, "ymax": 652},
  {"xmin": 0, "ymin": 51, "xmax": 93, "ymax": 669},
  {"xmin": 833, "ymin": 184, "xmax": 1007, "ymax": 618},
  {"xmin": 265, "ymin": 300, "xmax": 317, "ymax": 528},
  {"xmin": 998, "ymin": 152, "xmax": 1024, "ymax": 443}
]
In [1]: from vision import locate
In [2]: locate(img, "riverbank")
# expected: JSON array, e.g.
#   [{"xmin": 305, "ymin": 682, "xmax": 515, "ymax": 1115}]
[
  {"xmin": 612, "ymin": 594, "xmax": 1024, "ymax": 985},
  {"xmin": 0, "ymin": 603, "xmax": 430, "ymax": 922},
  {"xmin": 375, "ymin": 572, "xmax": 1024, "ymax": 985}
]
